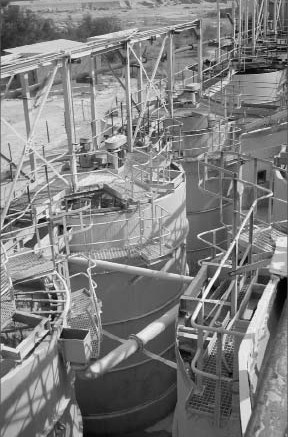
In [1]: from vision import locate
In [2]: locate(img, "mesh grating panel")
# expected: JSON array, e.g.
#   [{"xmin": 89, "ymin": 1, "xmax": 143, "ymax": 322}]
[
  {"xmin": 1, "ymin": 264, "xmax": 15, "ymax": 328},
  {"xmin": 188, "ymin": 377, "xmax": 232, "ymax": 418},
  {"xmin": 188, "ymin": 329, "xmax": 236, "ymax": 418},
  {"xmin": 8, "ymin": 251, "xmax": 53, "ymax": 281},
  {"xmin": 69, "ymin": 288, "xmax": 100, "ymax": 359},
  {"xmin": 1, "ymin": 291, "xmax": 15, "ymax": 328}
]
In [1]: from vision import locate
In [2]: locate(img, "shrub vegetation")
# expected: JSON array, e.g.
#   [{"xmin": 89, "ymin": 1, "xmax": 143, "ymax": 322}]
[{"xmin": 1, "ymin": 2, "xmax": 121, "ymax": 52}]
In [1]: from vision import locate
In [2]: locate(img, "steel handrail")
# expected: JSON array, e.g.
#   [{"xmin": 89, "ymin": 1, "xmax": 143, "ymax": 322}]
[{"xmin": 186, "ymin": 151, "xmax": 286, "ymax": 388}]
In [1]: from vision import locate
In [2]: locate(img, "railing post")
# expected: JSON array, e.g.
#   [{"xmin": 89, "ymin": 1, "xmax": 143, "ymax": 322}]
[
  {"xmin": 159, "ymin": 211, "xmax": 164, "ymax": 257},
  {"xmin": 63, "ymin": 213, "xmax": 70, "ymax": 256},
  {"xmin": 232, "ymin": 125, "xmax": 236, "ymax": 151},
  {"xmin": 231, "ymin": 174, "xmax": 238, "ymax": 316},
  {"xmin": 126, "ymin": 218, "xmax": 130, "ymax": 248},
  {"xmin": 248, "ymin": 211, "xmax": 253, "ymax": 267},
  {"xmin": 212, "ymin": 230, "xmax": 217, "ymax": 259},
  {"xmin": 214, "ymin": 332, "xmax": 223, "ymax": 426},
  {"xmin": 268, "ymin": 167, "xmax": 273, "ymax": 225},
  {"xmin": 196, "ymin": 303, "xmax": 204, "ymax": 391},
  {"xmin": 34, "ymin": 209, "xmax": 42, "ymax": 253},
  {"xmin": 219, "ymin": 151, "xmax": 224, "ymax": 221},
  {"xmin": 80, "ymin": 210, "xmax": 84, "ymax": 230},
  {"xmin": 253, "ymin": 157, "xmax": 258, "ymax": 216}
]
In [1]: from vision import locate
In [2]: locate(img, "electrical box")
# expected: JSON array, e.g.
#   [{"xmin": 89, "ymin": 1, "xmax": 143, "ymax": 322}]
[{"xmin": 59, "ymin": 328, "xmax": 92, "ymax": 364}]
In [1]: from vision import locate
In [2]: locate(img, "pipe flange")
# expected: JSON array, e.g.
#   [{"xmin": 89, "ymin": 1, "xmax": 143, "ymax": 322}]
[{"xmin": 129, "ymin": 334, "xmax": 144, "ymax": 351}]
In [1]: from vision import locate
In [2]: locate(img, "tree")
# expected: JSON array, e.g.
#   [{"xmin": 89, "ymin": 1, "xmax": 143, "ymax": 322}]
[
  {"xmin": 1, "ymin": 6, "xmax": 59, "ymax": 51},
  {"xmin": 1, "ymin": 7, "xmax": 122, "ymax": 52},
  {"xmin": 67, "ymin": 15, "xmax": 122, "ymax": 42}
]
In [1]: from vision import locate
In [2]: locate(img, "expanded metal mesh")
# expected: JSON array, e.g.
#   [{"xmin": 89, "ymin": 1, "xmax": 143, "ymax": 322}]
[
  {"xmin": 69, "ymin": 288, "xmax": 100, "ymax": 359},
  {"xmin": 1, "ymin": 265, "xmax": 15, "ymax": 328}
]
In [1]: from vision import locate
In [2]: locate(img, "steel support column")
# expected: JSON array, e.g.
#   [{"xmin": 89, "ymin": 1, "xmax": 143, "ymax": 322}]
[
  {"xmin": 61, "ymin": 57, "xmax": 78, "ymax": 191},
  {"xmin": 167, "ymin": 32, "xmax": 174, "ymax": 117},
  {"xmin": 90, "ymin": 56, "xmax": 98, "ymax": 150},
  {"xmin": 125, "ymin": 43, "xmax": 133, "ymax": 153},
  {"xmin": 137, "ymin": 42, "xmax": 144, "ymax": 113},
  {"xmin": 197, "ymin": 20, "xmax": 203, "ymax": 95},
  {"xmin": 20, "ymin": 72, "xmax": 36, "ymax": 175}
]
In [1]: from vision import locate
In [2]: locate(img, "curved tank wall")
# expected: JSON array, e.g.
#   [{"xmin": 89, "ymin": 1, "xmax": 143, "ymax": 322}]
[
  {"xmin": 67, "ymin": 177, "xmax": 188, "ymax": 253},
  {"xmin": 230, "ymin": 69, "xmax": 285, "ymax": 104},
  {"xmin": 163, "ymin": 114, "xmax": 232, "ymax": 272},
  {"xmin": 183, "ymin": 159, "xmax": 232, "ymax": 273},
  {"xmin": 273, "ymin": 168, "xmax": 287, "ymax": 226},
  {"xmin": 71, "ymin": 246, "xmax": 186, "ymax": 435},
  {"xmin": 68, "ymin": 181, "xmax": 189, "ymax": 435},
  {"xmin": 0, "ymin": 330, "xmax": 79, "ymax": 437},
  {"xmin": 241, "ymin": 125, "xmax": 287, "ymax": 162}
]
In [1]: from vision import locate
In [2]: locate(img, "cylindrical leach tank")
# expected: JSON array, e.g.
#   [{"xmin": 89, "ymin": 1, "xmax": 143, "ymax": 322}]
[
  {"xmin": 165, "ymin": 112, "xmax": 233, "ymax": 273},
  {"xmin": 69, "ymin": 244, "xmax": 187, "ymax": 436}
]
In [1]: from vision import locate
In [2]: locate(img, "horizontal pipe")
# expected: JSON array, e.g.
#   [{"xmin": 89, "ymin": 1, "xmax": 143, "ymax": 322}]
[
  {"xmin": 68, "ymin": 256, "xmax": 193, "ymax": 284},
  {"xmin": 81, "ymin": 304, "xmax": 178, "ymax": 379}
]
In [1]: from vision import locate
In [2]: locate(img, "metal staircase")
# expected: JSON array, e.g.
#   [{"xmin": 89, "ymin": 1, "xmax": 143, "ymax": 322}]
[{"xmin": 176, "ymin": 148, "xmax": 287, "ymax": 427}]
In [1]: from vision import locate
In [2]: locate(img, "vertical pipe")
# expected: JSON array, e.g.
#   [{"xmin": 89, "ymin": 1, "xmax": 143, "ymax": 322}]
[
  {"xmin": 196, "ymin": 302, "xmax": 204, "ymax": 390},
  {"xmin": 273, "ymin": 0, "xmax": 277, "ymax": 36},
  {"xmin": 197, "ymin": 20, "xmax": 203, "ymax": 95},
  {"xmin": 263, "ymin": 0, "xmax": 268, "ymax": 38},
  {"xmin": 167, "ymin": 32, "xmax": 174, "ymax": 118},
  {"xmin": 8, "ymin": 143, "xmax": 13, "ymax": 180},
  {"xmin": 245, "ymin": 0, "xmax": 249, "ymax": 42},
  {"xmin": 45, "ymin": 165, "xmax": 56, "ymax": 267},
  {"xmin": 253, "ymin": 157, "xmax": 258, "ymax": 216},
  {"xmin": 125, "ymin": 43, "xmax": 133, "ymax": 152},
  {"xmin": 27, "ymin": 186, "xmax": 33, "ymax": 222},
  {"xmin": 232, "ymin": 1, "xmax": 236, "ymax": 48},
  {"xmin": 248, "ymin": 210, "xmax": 253, "ymax": 266},
  {"xmin": 238, "ymin": 0, "xmax": 242, "ymax": 55},
  {"xmin": 61, "ymin": 57, "xmax": 78, "ymax": 191},
  {"xmin": 90, "ymin": 56, "xmax": 98, "ymax": 150},
  {"xmin": 231, "ymin": 173, "xmax": 238, "ymax": 316},
  {"xmin": 217, "ymin": 0, "xmax": 221, "ymax": 62},
  {"xmin": 46, "ymin": 120, "xmax": 50, "ymax": 143},
  {"xmin": 219, "ymin": 151, "xmax": 224, "ymax": 221},
  {"xmin": 214, "ymin": 332, "xmax": 223, "ymax": 426},
  {"xmin": 137, "ymin": 42, "xmax": 143, "ymax": 114},
  {"xmin": 281, "ymin": 0, "xmax": 286, "ymax": 30},
  {"xmin": 62, "ymin": 213, "xmax": 70, "ymax": 256},
  {"xmin": 120, "ymin": 102, "xmax": 124, "ymax": 130},
  {"xmin": 252, "ymin": 0, "xmax": 256, "ymax": 54},
  {"xmin": 20, "ymin": 72, "xmax": 36, "ymax": 176}
]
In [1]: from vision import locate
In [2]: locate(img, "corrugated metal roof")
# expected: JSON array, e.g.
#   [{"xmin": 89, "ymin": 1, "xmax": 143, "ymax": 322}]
[{"xmin": 4, "ymin": 39, "xmax": 86, "ymax": 56}]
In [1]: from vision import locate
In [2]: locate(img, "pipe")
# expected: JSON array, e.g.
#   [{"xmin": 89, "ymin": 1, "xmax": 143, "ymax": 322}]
[
  {"xmin": 82, "ymin": 304, "xmax": 178, "ymax": 379},
  {"xmin": 68, "ymin": 256, "xmax": 193, "ymax": 284}
]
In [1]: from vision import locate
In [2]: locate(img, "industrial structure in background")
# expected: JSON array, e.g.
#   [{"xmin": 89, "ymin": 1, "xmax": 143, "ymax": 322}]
[{"xmin": 0, "ymin": 0, "xmax": 287, "ymax": 436}]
